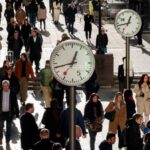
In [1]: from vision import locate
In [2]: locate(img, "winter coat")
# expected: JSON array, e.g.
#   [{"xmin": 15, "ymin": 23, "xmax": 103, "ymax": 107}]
[
  {"xmin": 27, "ymin": 35, "xmax": 42, "ymax": 59},
  {"xmin": 33, "ymin": 139, "xmax": 54, "ymax": 150},
  {"xmin": 65, "ymin": 6, "xmax": 77, "ymax": 23},
  {"xmin": 84, "ymin": 99, "xmax": 104, "ymax": 123},
  {"xmin": 21, "ymin": 24, "xmax": 31, "ymax": 41},
  {"xmin": 20, "ymin": 112, "xmax": 40, "ymax": 149},
  {"xmin": 96, "ymin": 33, "xmax": 108, "ymax": 49},
  {"xmin": 39, "ymin": 66, "xmax": 53, "ymax": 86},
  {"xmin": 14, "ymin": 59, "xmax": 35, "ymax": 81},
  {"xmin": 42, "ymin": 107, "xmax": 62, "ymax": 141},
  {"xmin": 37, "ymin": 7, "xmax": 47, "ymax": 20},
  {"xmin": 53, "ymin": 1, "xmax": 61, "ymax": 22},
  {"xmin": 16, "ymin": 8, "xmax": 26, "ymax": 25},
  {"xmin": 105, "ymin": 101, "xmax": 127, "ymax": 133},
  {"xmin": 84, "ymin": 14, "xmax": 94, "ymax": 31},
  {"xmin": 126, "ymin": 118, "xmax": 143, "ymax": 150},
  {"xmin": 4, "ymin": 8, "xmax": 14, "ymax": 23},
  {"xmin": 28, "ymin": 1, "xmax": 38, "ymax": 14}
]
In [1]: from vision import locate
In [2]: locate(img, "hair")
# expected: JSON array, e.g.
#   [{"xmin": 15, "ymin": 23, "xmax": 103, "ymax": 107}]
[
  {"xmin": 2, "ymin": 80, "xmax": 10, "ymax": 85},
  {"xmin": 124, "ymin": 89, "xmax": 133, "ymax": 100},
  {"xmin": 138, "ymin": 74, "xmax": 150, "ymax": 89},
  {"xmin": 40, "ymin": 128, "xmax": 49, "ymax": 137},
  {"xmin": 147, "ymin": 121, "xmax": 150, "ymax": 128},
  {"xmin": 50, "ymin": 98, "xmax": 58, "ymax": 108},
  {"xmin": 133, "ymin": 113, "xmax": 143, "ymax": 121},
  {"xmin": 106, "ymin": 132, "xmax": 116, "ymax": 140},
  {"xmin": 113, "ymin": 92, "xmax": 125, "ymax": 105},
  {"xmin": 40, "ymin": 1, "xmax": 46, "ymax": 9},
  {"xmin": 21, "ymin": 53, "xmax": 27, "ymax": 61},
  {"xmin": 52, "ymin": 142, "xmax": 62, "ymax": 150},
  {"xmin": 25, "ymin": 103, "xmax": 34, "ymax": 111}
]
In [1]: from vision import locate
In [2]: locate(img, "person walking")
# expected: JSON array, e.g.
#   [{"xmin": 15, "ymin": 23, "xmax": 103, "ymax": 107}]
[
  {"xmin": 16, "ymin": 7, "xmax": 26, "ymax": 26},
  {"xmin": 14, "ymin": 53, "xmax": 35, "ymax": 106},
  {"xmin": 84, "ymin": 10, "xmax": 94, "ymax": 42},
  {"xmin": 134, "ymin": 74, "xmax": 150, "ymax": 123},
  {"xmin": 37, "ymin": 1, "xmax": 47, "ymax": 30},
  {"xmin": 53, "ymin": 0, "xmax": 61, "ymax": 24},
  {"xmin": 26, "ymin": 28, "xmax": 42, "ymax": 73},
  {"xmin": 39, "ymin": 60, "xmax": 53, "ymax": 108},
  {"xmin": 126, "ymin": 113, "xmax": 143, "ymax": 150},
  {"xmin": 20, "ymin": 103, "xmax": 40, "ymax": 150},
  {"xmin": 0, "ymin": 80, "xmax": 19, "ymax": 146},
  {"xmin": 41, "ymin": 99, "xmax": 62, "ymax": 142},
  {"xmin": 96, "ymin": 27, "xmax": 108, "ymax": 54},
  {"xmin": 84, "ymin": 93, "xmax": 104, "ymax": 150},
  {"xmin": 105, "ymin": 92, "xmax": 127, "ymax": 149}
]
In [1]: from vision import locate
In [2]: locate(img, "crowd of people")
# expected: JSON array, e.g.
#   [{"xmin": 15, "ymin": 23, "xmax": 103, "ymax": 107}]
[{"xmin": 0, "ymin": 0, "xmax": 149, "ymax": 150}]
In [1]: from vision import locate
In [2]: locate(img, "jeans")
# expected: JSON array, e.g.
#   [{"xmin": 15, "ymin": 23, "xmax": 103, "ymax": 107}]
[
  {"xmin": 88, "ymin": 129, "xmax": 97, "ymax": 150},
  {"xmin": 68, "ymin": 22, "xmax": 74, "ymax": 34},
  {"xmin": 28, "ymin": 13, "xmax": 36, "ymax": 27},
  {"xmin": 85, "ymin": 31, "xmax": 91, "ymax": 39},
  {"xmin": 0, "ymin": 112, "xmax": 12, "ymax": 142}
]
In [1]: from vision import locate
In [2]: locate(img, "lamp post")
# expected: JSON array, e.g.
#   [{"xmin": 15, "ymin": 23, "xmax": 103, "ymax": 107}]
[{"xmin": 99, "ymin": 0, "xmax": 102, "ymax": 54}]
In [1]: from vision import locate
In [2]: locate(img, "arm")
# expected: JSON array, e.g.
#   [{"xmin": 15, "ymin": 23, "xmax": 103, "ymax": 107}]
[{"xmin": 105, "ymin": 102, "xmax": 115, "ymax": 112}]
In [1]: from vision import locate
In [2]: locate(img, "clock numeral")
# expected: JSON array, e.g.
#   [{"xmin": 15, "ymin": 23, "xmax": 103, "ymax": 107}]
[
  {"xmin": 80, "ymin": 46, "xmax": 82, "ymax": 50},
  {"xmin": 62, "ymin": 46, "xmax": 65, "ymax": 50},
  {"xmin": 72, "ymin": 43, "xmax": 73, "ymax": 48},
  {"xmin": 120, "ymin": 18, "xmax": 125, "ymax": 22},
  {"xmin": 88, "ymin": 62, "xmax": 92, "ymax": 64},
  {"xmin": 77, "ymin": 70, "xmax": 81, "ymax": 76},
  {"xmin": 86, "ymin": 70, "xmax": 90, "ymax": 74},
  {"xmin": 56, "ymin": 53, "xmax": 59, "ymax": 56},
  {"xmin": 53, "ymin": 62, "xmax": 58, "ymax": 65},
  {"xmin": 72, "ymin": 78, "xmax": 74, "ymax": 82},
  {"xmin": 80, "ymin": 76, "xmax": 83, "ymax": 80},
  {"xmin": 63, "ymin": 76, "xmax": 66, "ymax": 80},
  {"xmin": 56, "ymin": 70, "xmax": 60, "ymax": 74}
]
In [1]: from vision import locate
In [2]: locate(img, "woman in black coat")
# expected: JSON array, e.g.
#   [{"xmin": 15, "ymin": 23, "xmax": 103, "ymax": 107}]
[
  {"xmin": 21, "ymin": 18, "xmax": 31, "ymax": 49},
  {"xmin": 84, "ymin": 11, "xmax": 94, "ymax": 41},
  {"xmin": 84, "ymin": 93, "xmax": 104, "ymax": 150},
  {"xmin": 96, "ymin": 27, "xmax": 108, "ymax": 54},
  {"xmin": 124, "ymin": 89, "xmax": 136, "ymax": 119},
  {"xmin": 42, "ymin": 99, "xmax": 62, "ymax": 142}
]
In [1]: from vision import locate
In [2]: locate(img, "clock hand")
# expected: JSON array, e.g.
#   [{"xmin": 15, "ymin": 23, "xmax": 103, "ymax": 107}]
[
  {"xmin": 54, "ymin": 61, "xmax": 77, "ymax": 68},
  {"xmin": 117, "ymin": 22, "xmax": 129, "ymax": 26},
  {"xmin": 71, "ymin": 51, "xmax": 78, "ymax": 65},
  {"xmin": 127, "ymin": 16, "xmax": 132, "ymax": 26}
]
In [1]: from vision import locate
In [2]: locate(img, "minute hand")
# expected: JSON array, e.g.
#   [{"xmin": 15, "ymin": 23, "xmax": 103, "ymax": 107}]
[
  {"xmin": 54, "ymin": 62, "xmax": 77, "ymax": 68},
  {"xmin": 71, "ymin": 51, "xmax": 78, "ymax": 64}
]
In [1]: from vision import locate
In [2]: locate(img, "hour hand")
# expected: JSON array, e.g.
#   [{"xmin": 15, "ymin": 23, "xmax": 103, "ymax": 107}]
[
  {"xmin": 71, "ymin": 51, "xmax": 78, "ymax": 64},
  {"xmin": 54, "ymin": 61, "xmax": 77, "ymax": 68},
  {"xmin": 117, "ymin": 22, "xmax": 128, "ymax": 26}
]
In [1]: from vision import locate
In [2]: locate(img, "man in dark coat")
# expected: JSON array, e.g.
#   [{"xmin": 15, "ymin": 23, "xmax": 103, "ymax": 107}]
[
  {"xmin": 8, "ymin": 30, "xmax": 23, "ymax": 62},
  {"xmin": 126, "ymin": 113, "xmax": 143, "ymax": 150},
  {"xmin": 27, "ymin": 28, "xmax": 42, "ymax": 73},
  {"xmin": 33, "ymin": 128, "xmax": 54, "ymax": 150},
  {"xmin": 0, "ymin": 80, "xmax": 19, "ymax": 145},
  {"xmin": 20, "ymin": 103, "xmax": 40, "ymax": 150}
]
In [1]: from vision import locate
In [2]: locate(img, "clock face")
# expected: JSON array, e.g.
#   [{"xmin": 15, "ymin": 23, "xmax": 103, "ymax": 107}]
[
  {"xmin": 115, "ymin": 9, "xmax": 142, "ymax": 37},
  {"xmin": 50, "ymin": 40, "xmax": 95, "ymax": 86}
]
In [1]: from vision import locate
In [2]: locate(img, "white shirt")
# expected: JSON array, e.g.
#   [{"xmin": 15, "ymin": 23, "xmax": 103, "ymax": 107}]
[
  {"xmin": 2, "ymin": 90, "xmax": 10, "ymax": 112},
  {"xmin": 33, "ymin": 36, "xmax": 37, "ymax": 42}
]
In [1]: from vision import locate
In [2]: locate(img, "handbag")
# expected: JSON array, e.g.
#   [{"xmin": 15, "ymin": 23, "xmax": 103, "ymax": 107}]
[
  {"xmin": 90, "ymin": 117, "xmax": 103, "ymax": 132},
  {"xmin": 104, "ymin": 111, "xmax": 115, "ymax": 121}
]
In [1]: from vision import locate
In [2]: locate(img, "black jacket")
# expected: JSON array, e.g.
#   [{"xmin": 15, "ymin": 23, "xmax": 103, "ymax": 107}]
[
  {"xmin": 66, "ymin": 6, "xmax": 77, "ymax": 23},
  {"xmin": 20, "ymin": 112, "xmax": 40, "ymax": 149},
  {"xmin": 118, "ymin": 64, "xmax": 124, "ymax": 81},
  {"xmin": 126, "ymin": 119, "xmax": 143, "ymax": 150},
  {"xmin": 33, "ymin": 139, "xmax": 54, "ymax": 150},
  {"xmin": 0, "ymin": 90, "xmax": 19, "ymax": 117},
  {"xmin": 96, "ymin": 33, "xmax": 108, "ymax": 49},
  {"xmin": 21, "ymin": 24, "xmax": 31, "ymax": 40},
  {"xmin": 99, "ymin": 140, "xmax": 112, "ymax": 150},
  {"xmin": 84, "ymin": 14, "xmax": 94, "ymax": 31}
]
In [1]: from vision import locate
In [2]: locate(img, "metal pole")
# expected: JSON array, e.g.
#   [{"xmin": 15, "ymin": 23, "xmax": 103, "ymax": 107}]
[
  {"xmin": 126, "ymin": 37, "xmax": 130, "ymax": 89},
  {"xmin": 69, "ymin": 86, "xmax": 75, "ymax": 150},
  {"xmin": 99, "ymin": 0, "xmax": 101, "ymax": 53}
]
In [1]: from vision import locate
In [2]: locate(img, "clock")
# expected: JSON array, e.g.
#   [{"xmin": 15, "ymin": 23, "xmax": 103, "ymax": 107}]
[
  {"xmin": 114, "ymin": 9, "xmax": 142, "ymax": 37},
  {"xmin": 50, "ymin": 40, "xmax": 95, "ymax": 86}
]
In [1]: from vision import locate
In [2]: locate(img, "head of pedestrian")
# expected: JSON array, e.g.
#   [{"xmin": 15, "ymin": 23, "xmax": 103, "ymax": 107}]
[
  {"xmin": 114, "ymin": 92, "xmax": 124, "ymax": 105},
  {"xmin": 52, "ymin": 142, "xmax": 62, "ymax": 150},
  {"xmin": 106, "ymin": 132, "xmax": 116, "ymax": 145},
  {"xmin": 14, "ymin": 30, "xmax": 19, "ymax": 38},
  {"xmin": 21, "ymin": 53, "xmax": 27, "ymax": 62},
  {"xmin": 2, "ymin": 80, "xmax": 10, "ymax": 92},
  {"xmin": 25, "ymin": 103, "xmax": 34, "ymax": 113},
  {"xmin": 24, "ymin": 18, "xmax": 29, "ymax": 25},
  {"xmin": 139, "ymin": 74, "xmax": 150, "ymax": 85},
  {"xmin": 45, "ymin": 60, "xmax": 50, "ymax": 67},
  {"xmin": 32, "ymin": 27, "xmax": 38, "ymax": 37},
  {"xmin": 89, "ymin": 93, "xmax": 100, "ymax": 103},
  {"xmin": 6, "ymin": 67, "xmax": 13, "ymax": 76},
  {"xmin": 133, "ymin": 113, "xmax": 143, "ymax": 125},
  {"xmin": 40, "ymin": 128, "xmax": 50, "ymax": 140},
  {"xmin": 50, "ymin": 99, "xmax": 59, "ymax": 109}
]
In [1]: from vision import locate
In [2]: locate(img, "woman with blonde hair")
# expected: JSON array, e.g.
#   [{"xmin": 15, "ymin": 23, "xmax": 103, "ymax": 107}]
[
  {"xmin": 134, "ymin": 74, "xmax": 150, "ymax": 123},
  {"xmin": 105, "ymin": 92, "xmax": 127, "ymax": 149}
]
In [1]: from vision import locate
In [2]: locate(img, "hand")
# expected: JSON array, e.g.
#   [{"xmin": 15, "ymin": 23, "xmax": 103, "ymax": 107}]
[
  {"xmin": 54, "ymin": 61, "xmax": 77, "ymax": 68},
  {"xmin": 127, "ymin": 16, "xmax": 132, "ymax": 26}
]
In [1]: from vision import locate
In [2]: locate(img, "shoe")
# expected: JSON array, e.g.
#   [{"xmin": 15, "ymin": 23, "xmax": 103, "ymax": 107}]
[{"xmin": 137, "ymin": 44, "xmax": 143, "ymax": 48}]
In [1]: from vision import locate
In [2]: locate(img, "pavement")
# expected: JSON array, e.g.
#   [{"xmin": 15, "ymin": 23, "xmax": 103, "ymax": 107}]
[{"xmin": 0, "ymin": 0, "xmax": 150, "ymax": 149}]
